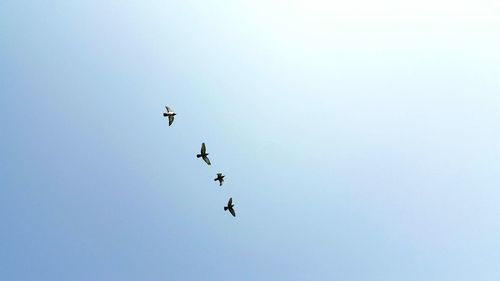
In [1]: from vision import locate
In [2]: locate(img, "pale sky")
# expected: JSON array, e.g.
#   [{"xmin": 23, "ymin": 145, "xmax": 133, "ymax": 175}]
[{"xmin": 1, "ymin": 1, "xmax": 499, "ymax": 280}]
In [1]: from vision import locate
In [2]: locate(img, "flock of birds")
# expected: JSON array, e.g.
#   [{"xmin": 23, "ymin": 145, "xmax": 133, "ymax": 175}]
[{"xmin": 163, "ymin": 106, "xmax": 236, "ymax": 217}]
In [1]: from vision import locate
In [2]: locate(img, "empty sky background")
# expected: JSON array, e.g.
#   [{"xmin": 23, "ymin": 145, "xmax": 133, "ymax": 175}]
[{"xmin": 1, "ymin": 1, "xmax": 499, "ymax": 280}]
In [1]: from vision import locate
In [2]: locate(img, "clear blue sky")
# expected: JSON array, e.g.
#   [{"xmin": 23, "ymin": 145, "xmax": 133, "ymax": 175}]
[{"xmin": 1, "ymin": 1, "xmax": 499, "ymax": 280}]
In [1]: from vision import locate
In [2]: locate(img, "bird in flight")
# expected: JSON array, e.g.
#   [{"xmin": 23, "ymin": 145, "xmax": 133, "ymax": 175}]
[
  {"xmin": 163, "ymin": 106, "xmax": 176, "ymax": 126},
  {"xmin": 196, "ymin": 142, "xmax": 211, "ymax": 165},
  {"xmin": 214, "ymin": 173, "xmax": 225, "ymax": 186},
  {"xmin": 224, "ymin": 197, "xmax": 236, "ymax": 217}
]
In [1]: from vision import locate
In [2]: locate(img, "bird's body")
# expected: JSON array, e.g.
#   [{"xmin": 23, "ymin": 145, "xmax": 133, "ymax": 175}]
[
  {"xmin": 214, "ymin": 173, "xmax": 225, "ymax": 186},
  {"xmin": 224, "ymin": 197, "xmax": 236, "ymax": 217},
  {"xmin": 197, "ymin": 142, "xmax": 211, "ymax": 165},
  {"xmin": 163, "ymin": 106, "xmax": 176, "ymax": 126}
]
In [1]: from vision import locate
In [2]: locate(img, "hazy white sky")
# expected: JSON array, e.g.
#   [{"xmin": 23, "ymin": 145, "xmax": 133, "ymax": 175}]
[{"xmin": 1, "ymin": 1, "xmax": 499, "ymax": 280}]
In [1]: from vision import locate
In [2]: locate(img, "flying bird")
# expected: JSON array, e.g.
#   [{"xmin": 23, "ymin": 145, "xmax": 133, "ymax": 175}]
[
  {"xmin": 163, "ymin": 106, "xmax": 176, "ymax": 126},
  {"xmin": 196, "ymin": 142, "xmax": 211, "ymax": 165},
  {"xmin": 214, "ymin": 173, "xmax": 225, "ymax": 186},
  {"xmin": 224, "ymin": 197, "xmax": 236, "ymax": 217}
]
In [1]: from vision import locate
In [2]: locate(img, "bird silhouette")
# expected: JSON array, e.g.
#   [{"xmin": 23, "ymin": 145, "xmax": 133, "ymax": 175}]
[
  {"xmin": 163, "ymin": 106, "xmax": 176, "ymax": 126},
  {"xmin": 196, "ymin": 142, "xmax": 211, "ymax": 165},
  {"xmin": 224, "ymin": 197, "xmax": 236, "ymax": 217},
  {"xmin": 214, "ymin": 173, "xmax": 225, "ymax": 186}
]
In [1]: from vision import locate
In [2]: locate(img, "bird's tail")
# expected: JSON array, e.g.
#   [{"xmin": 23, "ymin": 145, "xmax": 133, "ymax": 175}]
[
  {"xmin": 214, "ymin": 178, "xmax": 218, "ymax": 181},
  {"xmin": 163, "ymin": 113, "xmax": 168, "ymax": 117},
  {"xmin": 196, "ymin": 154, "xmax": 202, "ymax": 158},
  {"xmin": 224, "ymin": 207, "xmax": 228, "ymax": 211}
]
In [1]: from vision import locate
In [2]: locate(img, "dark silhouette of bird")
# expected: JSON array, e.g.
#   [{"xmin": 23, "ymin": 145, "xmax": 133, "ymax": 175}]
[
  {"xmin": 214, "ymin": 173, "xmax": 225, "ymax": 186},
  {"xmin": 224, "ymin": 197, "xmax": 236, "ymax": 217},
  {"xmin": 163, "ymin": 106, "xmax": 176, "ymax": 126},
  {"xmin": 196, "ymin": 142, "xmax": 211, "ymax": 165}
]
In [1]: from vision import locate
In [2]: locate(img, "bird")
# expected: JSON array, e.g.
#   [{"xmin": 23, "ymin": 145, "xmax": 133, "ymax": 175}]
[
  {"xmin": 196, "ymin": 142, "xmax": 211, "ymax": 165},
  {"xmin": 224, "ymin": 197, "xmax": 236, "ymax": 217},
  {"xmin": 163, "ymin": 106, "xmax": 176, "ymax": 126},
  {"xmin": 214, "ymin": 173, "xmax": 225, "ymax": 186}
]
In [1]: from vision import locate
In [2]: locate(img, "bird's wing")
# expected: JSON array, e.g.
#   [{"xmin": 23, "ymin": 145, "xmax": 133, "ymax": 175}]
[
  {"xmin": 201, "ymin": 143, "xmax": 206, "ymax": 154},
  {"xmin": 168, "ymin": 116, "xmax": 174, "ymax": 126},
  {"xmin": 203, "ymin": 156, "xmax": 211, "ymax": 165},
  {"xmin": 229, "ymin": 207, "xmax": 236, "ymax": 217},
  {"xmin": 165, "ymin": 106, "xmax": 171, "ymax": 112},
  {"xmin": 217, "ymin": 173, "xmax": 222, "ymax": 177},
  {"xmin": 228, "ymin": 197, "xmax": 232, "ymax": 205}
]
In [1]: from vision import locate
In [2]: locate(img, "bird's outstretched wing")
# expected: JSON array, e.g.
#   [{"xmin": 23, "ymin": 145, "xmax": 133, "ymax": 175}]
[
  {"xmin": 229, "ymin": 207, "xmax": 236, "ymax": 217},
  {"xmin": 228, "ymin": 197, "xmax": 232, "ymax": 206},
  {"xmin": 202, "ymin": 156, "xmax": 211, "ymax": 165},
  {"xmin": 165, "ymin": 106, "xmax": 172, "ymax": 113},
  {"xmin": 201, "ymin": 143, "xmax": 206, "ymax": 154},
  {"xmin": 168, "ymin": 116, "xmax": 174, "ymax": 126},
  {"xmin": 219, "ymin": 178, "xmax": 224, "ymax": 186}
]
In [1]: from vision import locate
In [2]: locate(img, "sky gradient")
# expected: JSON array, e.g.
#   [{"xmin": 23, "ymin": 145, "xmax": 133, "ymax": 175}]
[{"xmin": 1, "ymin": 1, "xmax": 499, "ymax": 280}]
